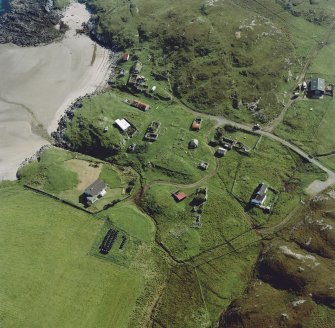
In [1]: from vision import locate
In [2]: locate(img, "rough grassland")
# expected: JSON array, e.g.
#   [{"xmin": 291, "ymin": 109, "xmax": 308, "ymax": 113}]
[
  {"xmin": 107, "ymin": 204, "xmax": 155, "ymax": 242},
  {"xmin": 274, "ymin": 98, "xmax": 335, "ymax": 169},
  {"xmin": 0, "ymin": 185, "xmax": 144, "ymax": 328},
  {"xmin": 87, "ymin": 0, "xmax": 297, "ymax": 123},
  {"xmin": 64, "ymin": 91, "xmax": 216, "ymax": 184},
  {"xmin": 17, "ymin": 148, "xmax": 78, "ymax": 193},
  {"xmin": 217, "ymin": 134, "xmax": 326, "ymax": 226}
]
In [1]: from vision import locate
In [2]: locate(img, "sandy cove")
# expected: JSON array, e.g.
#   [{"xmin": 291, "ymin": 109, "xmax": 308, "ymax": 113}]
[{"xmin": 0, "ymin": 2, "xmax": 111, "ymax": 180}]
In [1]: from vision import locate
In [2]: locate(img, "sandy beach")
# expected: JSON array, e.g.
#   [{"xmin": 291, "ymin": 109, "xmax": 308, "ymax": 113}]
[{"xmin": 0, "ymin": 2, "xmax": 111, "ymax": 180}]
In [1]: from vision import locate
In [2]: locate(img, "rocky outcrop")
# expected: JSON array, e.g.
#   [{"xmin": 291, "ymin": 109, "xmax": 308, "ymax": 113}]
[
  {"xmin": 0, "ymin": 0, "xmax": 63, "ymax": 46},
  {"xmin": 220, "ymin": 282, "xmax": 315, "ymax": 328},
  {"xmin": 219, "ymin": 189, "xmax": 335, "ymax": 327}
]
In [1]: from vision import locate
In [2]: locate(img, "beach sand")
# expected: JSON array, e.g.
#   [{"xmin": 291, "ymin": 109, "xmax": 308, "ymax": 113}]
[{"xmin": 0, "ymin": 2, "xmax": 111, "ymax": 180}]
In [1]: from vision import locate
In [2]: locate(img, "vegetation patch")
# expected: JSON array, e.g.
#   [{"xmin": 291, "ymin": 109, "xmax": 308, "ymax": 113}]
[
  {"xmin": 0, "ymin": 185, "xmax": 145, "ymax": 328},
  {"xmin": 63, "ymin": 91, "xmax": 216, "ymax": 184},
  {"xmin": 86, "ymin": 0, "xmax": 301, "ymax": 122},
  {"xmin": 217, "ymin": 134, "xmax": 326, "ymax": 226}
]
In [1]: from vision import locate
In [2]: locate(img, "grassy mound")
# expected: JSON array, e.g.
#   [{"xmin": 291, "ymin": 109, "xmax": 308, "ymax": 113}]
[
  {"xmin": 87, "ymin": 0, "xmax": 299, "ymax": 122},
  {"xmin": 17, "ymin": 148, "xmax": 78, "ymax": 193}
]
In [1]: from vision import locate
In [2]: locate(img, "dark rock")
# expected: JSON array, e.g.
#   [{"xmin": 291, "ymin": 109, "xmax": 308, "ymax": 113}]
[{"xmin": 0, "ymin": 0, "xmax": 63, "ymax": 46}]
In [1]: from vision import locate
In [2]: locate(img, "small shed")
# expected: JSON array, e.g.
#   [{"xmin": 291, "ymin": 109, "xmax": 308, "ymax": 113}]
[
  {"xmin": 215, "ymin": 147, "xmax": 227, "ymax": 157},
  {"xmin": 309, "ymin": 78, "xmax": 325, "ymax": 98},
  {"xmin": 122, "ymin": 53, "xmax": 130, "ymax": 61},
  {"xmin": 130, "ymin": 100, "xmax": 150, "ymax": 111},
  {"xmin": 189, "ymin": 139, "xmax": 199, "ymax": 149},
  {"xmin": 191, "ymin": 118, "xmax": 202, "ymax": 131},
  {"xmin": 199, "ymin": 162, "xmax": 209, "ymax": 170},
  {"xmin": 115, "ymin": 118, "xmax": 131, "ymax": 132},
  {"xmin": 172, "ymin": 191, "xmax": 187, "ymax": 202}
]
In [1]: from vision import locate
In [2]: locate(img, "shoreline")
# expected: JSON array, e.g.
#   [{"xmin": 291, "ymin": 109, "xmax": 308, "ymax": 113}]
[
  {"xmin": 47, "ymin": 2, "xmax": 112, "ymax": 134},
  {"xmin": 0, "ymin": 1, "xmax": 112, "ymax": 180}
]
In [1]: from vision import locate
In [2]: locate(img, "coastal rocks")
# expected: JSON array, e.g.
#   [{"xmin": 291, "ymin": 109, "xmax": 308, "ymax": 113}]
[
  {"xmin": 17, "ymin": 144, "xmax": 53, "ymax": 179},
  {"xmin": 0, "ymin": 0, "xmax": 63, "ymax": 46}
]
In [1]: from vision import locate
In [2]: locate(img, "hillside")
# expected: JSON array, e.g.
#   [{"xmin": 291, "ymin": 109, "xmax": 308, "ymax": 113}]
[
  {"xmin": 86, "ymin": 0, "xmax": 295, "ymax": 122},
  {"xmin": 85, "ymin": 0, "xmax": 333, "ymax": 123},
  {"xmin": 219, "ymin": 188, "xmax": 335, "ymax": 328}
]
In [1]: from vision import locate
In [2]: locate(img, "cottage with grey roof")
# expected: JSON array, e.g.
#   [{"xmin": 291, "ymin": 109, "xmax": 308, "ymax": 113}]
[
  {"xmin": 250, "ymin": 183, "xmax": 268, "ymax": 206},
  {"xmin": 84, "ymin": 179, "xmax": 107, "ymax": 205}
]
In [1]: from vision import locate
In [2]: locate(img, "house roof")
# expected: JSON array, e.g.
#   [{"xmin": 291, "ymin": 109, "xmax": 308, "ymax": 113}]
[
  {"xmin": 115, "ymin": 118, "xmax": 130, "ymax": 131},
  {"xmin": 216, "ymin": 147, "xmax": 227, "ymax": 154},
  {"xmin": 254, "ymin": 183, "xmax": 268, "ymax": 197},
  {"xmin": 131, "ymin": 100, "xmax": 150, "ymax": 110},
  {"xmin": 310, "ymin": 78, "xmax": 325, "ymax": 92},
  {"xmin": 173, "ymin": 191, "xmax": 187, "ymax": 202},
  {"xmin": 189, "ymin": 139, "xmax": 199, "ymax": 146},
  {"xmin": 122, "ymin": 53, "xmax": 129, "ymax": 60},
  {"xmin": 192, "ymin": 122, "xmax": 201, "ymax": 129},
  {"xmin": 84, "ymin": 179, "xmax": 107, "ymax": 197}
]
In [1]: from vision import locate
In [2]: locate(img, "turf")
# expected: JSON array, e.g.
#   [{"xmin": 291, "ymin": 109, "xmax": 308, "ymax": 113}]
[
  {"xmin": 107, "ymin": 203, "xmax": 156, "ymax": 242},
  {"xmin": 274, "ymin": 98, "xmax": 335, "ymax": 169},
  {"xmin": 0, "ymin": 185, "xmax": 144, "ymax": 328},
  {"xmin": 64, "ymin": 91, "xmax": 217, "ymax": 184},
  {"xmin": 85, "ymin": 0, "xmax": 299, "ymax": 122},
  {"xmin": 217, "ymin": 134, "xmax": 326, "ymax": 226},
  {"xmin": 17, "ymin": 148, "xmax": 78, "ymax": 194}
]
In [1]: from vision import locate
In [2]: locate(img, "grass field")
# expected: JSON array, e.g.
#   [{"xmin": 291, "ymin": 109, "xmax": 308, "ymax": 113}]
[
  {"xmin": 5, "ymin": 1, "xmax": 335, "ymax": 326},
  {"xmin": 18, "ymin": 148, "xmax": 138, "ymax": 212},
  {"xmin": 107, "ymin": 204, "xmax": 155, "ymax": 242},
  {"xmin": 274, "ymin": 98, "xmax": 335, "ymax": 169},
  {"xmin": 143, "ymin": 174, "xmax": 259, "ymax": 261},
  {"xmin": 217, "ymin": 133, "xmax": 326, "ymax": 226},
  {"xmin": 194, "ymin": 243, "xmax": 260, "ymax": 322},
  {"xmin": 64, "ymin": 91, "xmax": 217, "ymax": 184},
  {"xmin": 0, "ymin": 185, "xmax": 145, "ymax": 328},
  {"xmin": 89, "ymin": 204, "xmax": 156, "ymax": 268},
  {"xmin": 85, "ymin": 0, "xmax": 300, "ymax": 123}
]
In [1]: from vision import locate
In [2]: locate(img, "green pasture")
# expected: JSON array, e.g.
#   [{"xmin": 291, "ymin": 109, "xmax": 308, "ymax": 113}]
[
  {"xmin": 18, "ymin": 148, "xmax": 137, "ymax": 212},
  {"xmin": 274, "ymin": 98, "xmax": 335, "ymax": 169},
  {"xmin": 218, "ymin": 135, "xmax": 326, "ymax": 226},
  {"xmin": 0, "ymin": 185, "xmax": 144, "ymax": 328},
  {"xmin": 64, "ymin": 91, "xmax": 217, "ymax": 184},
  {"xmin": 143, "ymin": 175, "xmax": 258, "ymax": 261},
  {"xmin": 85, "ymin": 0, "xmax": 298, "ymax": 123}
]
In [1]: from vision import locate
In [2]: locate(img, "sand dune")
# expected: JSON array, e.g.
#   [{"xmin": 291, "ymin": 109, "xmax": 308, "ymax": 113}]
[{"xmin": 0, "ymin": 2, "xmax": 111, "ymax": 180}]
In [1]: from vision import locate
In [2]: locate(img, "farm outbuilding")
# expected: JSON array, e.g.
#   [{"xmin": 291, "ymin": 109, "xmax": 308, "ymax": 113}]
[
  {"xmin": 191, "ymin": 118, "xmax": 202, "ymax": 131},
  {"xmin": 130, "ymin": 99, "xmax": 150, "ymax": 111},
  {"xmin": 122, "ymin": 53, "xmax": 130, "ymax": 61},
  {"xmin": 309, "ymin": 78, "xmax": 325, "ymax": 98},
  {"xmin": 215, "ymin": 147, "xmax": 227, "ymax": 157},
  {"xmin": 172, "ymin": 191, "xmax": 187, "ymax": 202},
  {"xmin": 115, "ymin": 118, "xmax": 131, "ymax": 132},
  {"xmin": 189, "ymin": 139, "xmax": 199, "ymax": 149}
]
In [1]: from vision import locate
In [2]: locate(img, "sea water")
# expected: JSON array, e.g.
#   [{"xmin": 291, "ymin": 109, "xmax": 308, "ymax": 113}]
[{"xmin": 0, "ymin": 0, "xmax": 10, "ymax": 15}]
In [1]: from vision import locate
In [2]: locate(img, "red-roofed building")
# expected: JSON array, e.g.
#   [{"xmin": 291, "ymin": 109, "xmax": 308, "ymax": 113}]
[
  {"xmin": 191, "ymin": 118, "xmax": 202, "ymax": 131},
  {"xmin": 130, "ymin": 100, "xmax": 150, "ymax": 111},
  {"xmin": 122, "ymin": 53, "xmax": 130, "ymax": 61},
  {"xmin": 172, "ymin": 191, "xmax": 187, "ymax": 202}
]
